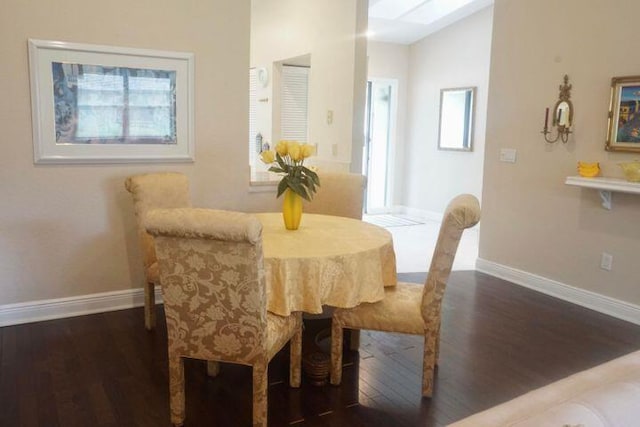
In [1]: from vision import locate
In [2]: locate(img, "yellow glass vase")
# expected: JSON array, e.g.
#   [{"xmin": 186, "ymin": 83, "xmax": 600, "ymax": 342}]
[{"xmin": 282, "ymin": 189, "xmax": 303, "ymax": 230}]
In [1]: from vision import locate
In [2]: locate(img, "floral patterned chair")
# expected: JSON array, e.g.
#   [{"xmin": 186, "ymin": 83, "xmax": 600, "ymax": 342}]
[
  {"xmin": 145, "ymin": 208, "xmax": 303, "ymax": 427},
  {"xmin": 303, "ymin": 172, "xmax": 366, "ymax": 220},
  {"xmin": 301, "ymin": 172, "xmax": 367, "ymax": 348},
  {"xmin": 124, "ymin": 172, "xmax": 191, "ymax": 330},
  {"xmin": 330, "ymin": 194, "xmax": 480, "ymax": 397}
]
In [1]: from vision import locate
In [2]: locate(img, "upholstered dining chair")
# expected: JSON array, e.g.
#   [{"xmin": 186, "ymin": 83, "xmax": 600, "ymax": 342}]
[
  {"xmin": 330, "ymin": 194, "xmax": 480, "ymax": 397},
  {"xmin": 302, "ymin": 171, "xmax": 366, "ymax": 348},
  {"xmin": 303, "ymin": 172, "xmax": 366, "ymax": 219},
  {"xmin": 145, "ymin": 208, "xmax": 303, "ymax": 427},
  {"xmin": 124, "ymin": 172, "xmax": 191, "ymax": 330}
]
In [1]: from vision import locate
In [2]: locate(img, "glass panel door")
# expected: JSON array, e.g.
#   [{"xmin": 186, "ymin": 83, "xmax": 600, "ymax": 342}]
[{"xmin": 363, "ymin": 80, "xmax": 393, "ymax": 213}]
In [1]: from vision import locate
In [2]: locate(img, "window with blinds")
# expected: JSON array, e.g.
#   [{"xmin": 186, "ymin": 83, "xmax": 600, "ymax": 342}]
[
  {"xmin": 280, "ymin": 65, "xmax": 309, "ymax": 142},
  {"xmin": 52, "ymin": 62, "xmax": 176, "ymax": 144}
]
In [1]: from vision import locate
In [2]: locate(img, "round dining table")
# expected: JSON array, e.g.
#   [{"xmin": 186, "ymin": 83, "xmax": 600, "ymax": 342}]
[{"xmin": 255, "ymin": 213, "xmax": 397, "ymax": 317}]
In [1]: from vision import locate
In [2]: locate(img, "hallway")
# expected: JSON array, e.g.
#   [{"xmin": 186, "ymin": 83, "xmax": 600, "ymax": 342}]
[{"xmin": 364, "ymin": 214, "xmax": 479, "ymax": 273}]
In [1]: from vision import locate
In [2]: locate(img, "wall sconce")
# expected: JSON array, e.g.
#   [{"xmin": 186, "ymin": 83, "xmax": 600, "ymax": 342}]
[{"xmin": 541, "ymin": 74, "xmax": 573, "ymax": 143}]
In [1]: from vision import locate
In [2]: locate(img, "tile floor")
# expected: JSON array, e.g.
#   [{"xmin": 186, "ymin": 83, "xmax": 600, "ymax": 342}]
[{"xmin": 364, "ymin": 214, "xmax": 479, "ymax": 273}]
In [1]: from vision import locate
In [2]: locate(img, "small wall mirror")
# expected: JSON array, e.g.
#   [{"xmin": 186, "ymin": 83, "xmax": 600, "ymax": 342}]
[
  {"xmin": 438, "ymin": 87, "xmax": 476, "ymax": 151},
  {"xmin": 541, "ymin": 75, "xmax": 573, "ymax": 144},
  {"xmin": 554, "ymin": 100, "xmax": 572, "ymax": 128}
]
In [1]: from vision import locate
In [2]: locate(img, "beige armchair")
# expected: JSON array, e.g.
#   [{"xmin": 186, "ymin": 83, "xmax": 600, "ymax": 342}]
[
  {"xmin": 330, "ymin": 194, "xmax": 480, "ymax": 397},
  {"xmin": 303, "ymin": 172, "xmax": 366, "ymax": 219},
  {"xmin": 145, "ymin": 208, "xmax": 302, "ymax": 427},
  {"xmin": 124, "ymin": 172, "xmax": 191, "ymax": 330}
]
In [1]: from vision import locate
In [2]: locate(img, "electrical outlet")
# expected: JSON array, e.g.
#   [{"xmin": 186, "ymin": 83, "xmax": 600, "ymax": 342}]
[{"xmin": 600, "ymin": 252, "xmax": 613, "ymax": 271}]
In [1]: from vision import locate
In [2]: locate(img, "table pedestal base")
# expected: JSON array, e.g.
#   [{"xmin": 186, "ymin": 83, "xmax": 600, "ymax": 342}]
[
  {"xmin": 302, "ymin": 351, "xmax": 330, "ymax": 386},
  {"xmin": 301, "ymin": 317, "xmax": 332, "ymax": 386}
]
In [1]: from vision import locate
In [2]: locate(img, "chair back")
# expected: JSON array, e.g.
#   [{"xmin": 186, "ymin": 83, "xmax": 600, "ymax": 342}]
[
  {"xmin": 303, "ymin": 172, "xmax": 366, "ymax": 219},
  {"xmin": 125, "ymin": 173, "xmax": 191, "ymax": 270},
  {"xmin": 421, "ymin": 194, "xmax": 480, "ymax": 321},
  {"xmin": 145, "ymin": 208, "xmax": 268, "ymax": 364}
]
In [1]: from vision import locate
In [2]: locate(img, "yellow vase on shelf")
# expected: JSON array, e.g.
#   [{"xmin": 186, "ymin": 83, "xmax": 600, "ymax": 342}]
[
  {"xmin": 577, "ymin": 161, "xmax": 600, "ymax": 178},
  {"xmin": 282, "ymin": 189, "xmax": 303, "ymax": 230},
  {"xmin": 619, "ymin": 160, "xmax": 640, "ymax": 182}
]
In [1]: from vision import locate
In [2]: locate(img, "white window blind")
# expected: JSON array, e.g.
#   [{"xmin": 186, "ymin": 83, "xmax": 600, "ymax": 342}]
[
  {"xmin": 280, "ymin": 66, "xmax": 309, "ymax": 142},
  {"xmin": 249, "ymin": 68, "xmax": 257, "ymax": 165}
]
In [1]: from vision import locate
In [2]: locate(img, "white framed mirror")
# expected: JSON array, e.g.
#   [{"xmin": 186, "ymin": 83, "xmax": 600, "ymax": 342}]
[{"xmin": 437, "ymin": 86, "xmax": 476, "ymax": 151}]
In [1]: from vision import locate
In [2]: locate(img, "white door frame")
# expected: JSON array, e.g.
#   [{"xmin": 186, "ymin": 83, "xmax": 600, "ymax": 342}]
[{"xmin": 365, "ymin": 77, "xmax": 398, "ymax": 214}]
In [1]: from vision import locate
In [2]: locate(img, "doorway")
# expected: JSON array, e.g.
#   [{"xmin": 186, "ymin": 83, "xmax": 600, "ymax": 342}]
[{"xmin": 363, "ymin": 79, "xmax": 397, "ymax": 214}]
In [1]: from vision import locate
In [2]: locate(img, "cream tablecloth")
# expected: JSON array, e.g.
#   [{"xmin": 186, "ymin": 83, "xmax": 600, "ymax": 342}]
[{"xmin": 255, "ymin": 213, "xmax": 397, "ymax": 316}]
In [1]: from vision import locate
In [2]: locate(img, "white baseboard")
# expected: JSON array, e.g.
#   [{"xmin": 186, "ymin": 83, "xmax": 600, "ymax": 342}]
[
  {"xmin": 6, "ymin": 261, "xmax": 639, "ymax": 328},
  {"xmin": 476, "ymin": 258, "xmax": 640, "ymax": 326},
  {"xmin": 393, "ymin": 205, "xmax": 443, "ymax": 222},
  {"xmin": 0, "ymin": 287, "xmax": 163, "ymax": 327}
]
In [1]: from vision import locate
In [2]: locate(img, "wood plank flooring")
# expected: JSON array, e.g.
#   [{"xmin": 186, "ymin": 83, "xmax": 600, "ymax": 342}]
[{"xmin": 2, "ymin": 271, "xmax": 640, "ymax": 426}]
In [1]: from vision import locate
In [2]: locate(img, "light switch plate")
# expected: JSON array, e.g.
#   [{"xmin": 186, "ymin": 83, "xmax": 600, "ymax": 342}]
[{"xmin": 499, "ymin": 148, "xmax": 517, "ymax": 163}]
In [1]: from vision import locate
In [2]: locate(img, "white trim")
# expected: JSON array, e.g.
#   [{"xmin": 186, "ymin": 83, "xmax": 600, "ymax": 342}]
[
  {"xmin": 476, "ymin": 258, "xmax": 640, "ymax": 326},
  {"xmin": 392, "ymin": 205, "xmax": 443, "ymax": 222},
  {"xmin": 9, "ymin": 260, "xmax": 639, "ymax": 328},
  {"xmin": 28, "ymin": 39, "xmax": 195, "ymax": 164},
  {"xmin": 0, "ymin": 287, "xmax": 163, "ymax": 327}
]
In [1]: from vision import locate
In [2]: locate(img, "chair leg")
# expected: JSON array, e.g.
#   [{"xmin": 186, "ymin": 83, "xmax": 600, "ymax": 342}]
[
  {"xmin": 289, "ymin": 316, "xmax": 302, "ymax": 388},
  {"xmin": 349, "ymin": 330, "xmax": 361, "ymax": 351},
  {"xmin": 206, "ymin": 361, "xmax": 220, "ymax": 377},
  {"xmin": 144, "ymin": 281, "xmax": 156, "ymax": 330},
  {"xmin": 252, "ymin": 360, "xmax": 268, "ymax": 427},
  {"xmin": 434, "ymin": 322, "xmax": 441, "ymax": 366},
  {"xmin": 168, "ymin": 355, "xmax": 185, "ymax": 426},
  {"xmin": 422, "ymin": 330, "xmax": 437, "ymax": 398},
  {"xmin": 330, "ymin": 318, "xmax": 344, "ymax": 386}
]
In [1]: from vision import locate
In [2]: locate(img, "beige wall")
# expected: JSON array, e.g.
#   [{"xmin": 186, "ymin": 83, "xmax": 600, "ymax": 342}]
[
  {"xmin": 402, "ymin": 7, "xmax": 492, "ymax": 214},
  {"xmin": 366, "ymin": 41, "xmax": 410, "ymax": 205},
  {"xmin": 250, "ymin": 0, "xmax": 368, "ymax": 172},
  {"xmin": 481, "ymin": 0, "xmax": 640, "ymax": 304},
  {"xmin": 0, "ymin": 0, "xmax": 286, "ymax": 305}
]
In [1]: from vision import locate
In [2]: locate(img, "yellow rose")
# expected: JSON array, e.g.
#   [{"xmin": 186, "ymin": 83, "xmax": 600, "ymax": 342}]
[
  {"xmin": 301, "ymin": 144, "xmax": 315, "ymax": 159},
  {"xmin": 259, "ymin": 150, "xmax": 275, "ymax": 164},
  {"xmin": 288, "ymin": 142, "xmax": 302, "ymax": 161},
  {"xmin": 275, "ymin": 141, "xmax": 288, "ymax": 157}
]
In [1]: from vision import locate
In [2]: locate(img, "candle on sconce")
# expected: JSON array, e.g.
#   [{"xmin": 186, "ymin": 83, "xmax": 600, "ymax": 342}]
[
  {"xmin": 557, "ymin": 109, "xmax": 562, "ymax": 126},
  {"xmin": 544, "ymin": 108, "xmax": 549, "ymax": 129}
]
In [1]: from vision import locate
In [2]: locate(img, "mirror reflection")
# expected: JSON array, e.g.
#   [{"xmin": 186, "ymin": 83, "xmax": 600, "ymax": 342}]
[
  {"xmin": 438, "ymin": 87, "xmax": 475, "ymax": 151},
  {"xmin": 555, "ymin": 100, "xmax": 571, "ymax": 128}
]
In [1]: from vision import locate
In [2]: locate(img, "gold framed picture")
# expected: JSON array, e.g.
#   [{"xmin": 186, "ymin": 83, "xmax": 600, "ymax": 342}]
[{"xmin": 606, "ymin": 75, "xmax": 640, "ymax": 152}]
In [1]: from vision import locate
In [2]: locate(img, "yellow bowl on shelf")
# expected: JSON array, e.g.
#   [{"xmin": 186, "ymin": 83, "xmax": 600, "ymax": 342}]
[
  {"xmin": 619, "ymin": 161, "xmax": 640, "ymax": 182},
  {"xmin": 577, "ymin": 161, "xmax": 600, "ymax": 178}
]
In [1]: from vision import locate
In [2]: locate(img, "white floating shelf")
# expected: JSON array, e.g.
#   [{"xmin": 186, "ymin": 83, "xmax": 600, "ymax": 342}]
[{"xmin": 565, "ymin": 176, "xmax": 640, "ymax": 209}]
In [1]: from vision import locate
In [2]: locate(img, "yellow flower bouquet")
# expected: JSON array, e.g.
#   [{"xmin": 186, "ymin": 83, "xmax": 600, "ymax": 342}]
[
  {"xmin": 260, "ymin": 141, "xmax": 320, "ymax": 230},
  {"xmin": 260, "ymin": 140, "xmax": 320, "ymax": 200}
]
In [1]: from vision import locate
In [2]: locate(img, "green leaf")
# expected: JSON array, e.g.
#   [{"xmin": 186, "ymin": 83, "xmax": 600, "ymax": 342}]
[
  {"xmin": 276, "ymin": 179, "xmax": 288, "ymax": 198},
  {"xmin": 275, "ymin": 153, "xmax": 287, "ymax": 171},
  {"xmin": 268, "ymin": 166, "xmax": 284, "ymax": 173},
  {"xmin": 302, "ymin": 167, "xmax": 320, "ymax": 186},
  {"xmin": 289, "ymin": 181, "xmax": 311, "ymax": 201}
]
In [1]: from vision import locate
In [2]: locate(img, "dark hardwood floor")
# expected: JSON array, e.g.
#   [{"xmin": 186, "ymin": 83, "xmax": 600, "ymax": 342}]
[{"xmin": 2, "ymin": 271, "xmax": 640, "ymax": 426}]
